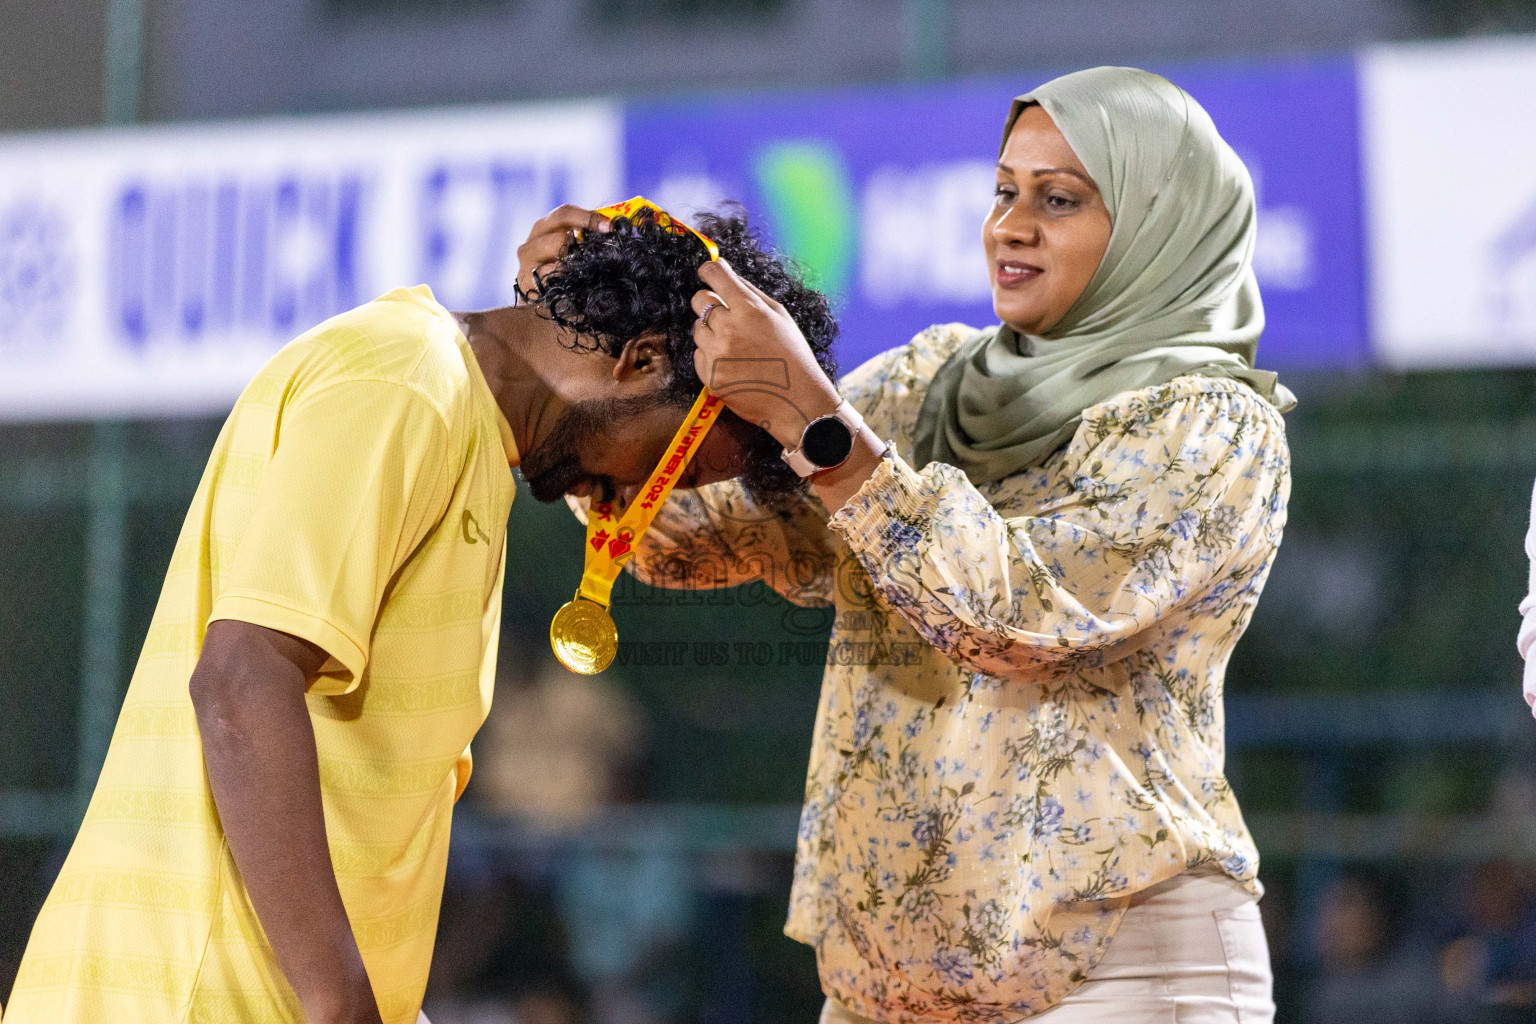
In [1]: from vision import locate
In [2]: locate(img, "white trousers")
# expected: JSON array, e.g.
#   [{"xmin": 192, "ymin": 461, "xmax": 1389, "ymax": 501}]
[{"xmin": 820, "ymin": 869, "xmax": 1275, "ymax": 1024}]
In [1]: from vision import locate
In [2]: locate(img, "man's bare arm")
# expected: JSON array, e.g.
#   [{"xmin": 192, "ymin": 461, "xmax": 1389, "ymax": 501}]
[{"xmin": 190, "ymin": 619, "xmax": 382, "ymax": 1024}]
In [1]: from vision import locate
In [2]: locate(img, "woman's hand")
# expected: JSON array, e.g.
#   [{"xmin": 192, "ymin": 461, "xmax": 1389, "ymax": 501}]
[
  {"xmin": 690, "ymin": 259, "xmax": 842, "ymax": 447},
  {"xmin": 515, "ymin": 205, "xmax": 610, "ymax": 300},
  {"xmin": 691, "ymin": 259, "xmax": 884, "ymax": 512}
]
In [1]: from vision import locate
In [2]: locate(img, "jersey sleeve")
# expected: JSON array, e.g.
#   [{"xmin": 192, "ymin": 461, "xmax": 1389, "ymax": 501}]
[{"xmin": 209, "ymin": 378, "xmax": 455, "ymax": 694}]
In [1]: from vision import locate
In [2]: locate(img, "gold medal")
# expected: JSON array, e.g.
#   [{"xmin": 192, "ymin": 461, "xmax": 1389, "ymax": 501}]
[
  {"xmin": 549, "ymin": 197, "xmax": 723, "ymax": 674},
  {"xmin": 550, "ymin": 596, "xmax": 620, "ymax": 675}
]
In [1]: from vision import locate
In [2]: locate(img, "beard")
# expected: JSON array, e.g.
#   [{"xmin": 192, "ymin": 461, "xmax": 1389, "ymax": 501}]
[
  {"xmin": 518, "ymin": 394, "xmax": 655, "ymax": 504},
  {"xmin": 518, "ymin": 392, "xmax": 808, "ymax": 506}
]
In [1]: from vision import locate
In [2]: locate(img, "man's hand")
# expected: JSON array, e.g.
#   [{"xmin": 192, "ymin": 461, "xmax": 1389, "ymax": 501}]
[
  {"xmin": 190, "ymin": 620, "xmax": 384, "ymax": 1024},
  {"xmin": 515, "ymin": 205, "xmax": 610, "ymax": 301}
]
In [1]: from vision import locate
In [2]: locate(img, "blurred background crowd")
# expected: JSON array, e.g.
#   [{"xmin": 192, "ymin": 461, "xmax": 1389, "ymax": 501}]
[{"xmin": 4, "ymin": 0, "xmax": 1536, "ymax": 1022}]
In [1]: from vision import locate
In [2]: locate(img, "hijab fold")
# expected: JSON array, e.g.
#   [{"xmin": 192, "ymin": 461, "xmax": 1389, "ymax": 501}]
[{"xmin": 912, "ymin": 67, "xmax": 1295, "ymax": 485}]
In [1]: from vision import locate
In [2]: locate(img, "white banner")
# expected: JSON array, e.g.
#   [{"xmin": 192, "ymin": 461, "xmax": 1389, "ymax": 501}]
[
  {"xmin": 1363, "ymin": 38, "xmax": 1536, "ymax": 368},
  {"xmin": 0, "ymin": 101, "xmax": 621, "ymax": 419}
]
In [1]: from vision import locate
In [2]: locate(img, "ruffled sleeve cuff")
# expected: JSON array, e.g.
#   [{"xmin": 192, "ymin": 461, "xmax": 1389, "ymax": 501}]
[{"xmin": 825, "ymin": 446, "xmax": 942, "ymax": 566}]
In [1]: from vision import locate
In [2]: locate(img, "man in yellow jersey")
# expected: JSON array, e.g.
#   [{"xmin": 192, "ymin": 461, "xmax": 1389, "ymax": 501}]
[{"xmin": 6, "ymin": 206, "xmax": 838, "ymax": 1024}]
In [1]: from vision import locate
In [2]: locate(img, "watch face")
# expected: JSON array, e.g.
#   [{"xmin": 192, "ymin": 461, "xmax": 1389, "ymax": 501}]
[{"xmin": 802, "ymin": 415, "xmax": 855, "ymax": 469}]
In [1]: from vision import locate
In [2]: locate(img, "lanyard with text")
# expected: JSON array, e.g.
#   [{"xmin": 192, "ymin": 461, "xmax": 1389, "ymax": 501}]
[{"xmin": 550, "ymin": 197, "xmax": 722, "ymax": 675}]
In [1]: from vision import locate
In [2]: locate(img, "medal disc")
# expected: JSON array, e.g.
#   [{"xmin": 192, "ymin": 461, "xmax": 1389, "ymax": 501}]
[{"xmin": 550, "ymin": 598, "xmax": 619, "ymax": 675}]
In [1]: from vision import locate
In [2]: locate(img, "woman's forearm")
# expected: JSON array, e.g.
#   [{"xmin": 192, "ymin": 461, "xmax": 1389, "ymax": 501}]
[
  {"xmin": 810, "ymin": 426, "xmax": 885, "ymax": 516},
  {"xmin": 190, "ymin": 620, "xmax": 382, "ymax": 1024},
  {"xmin": 822, "ymin": 391, "xmax": 1287, "ymax": 677}
]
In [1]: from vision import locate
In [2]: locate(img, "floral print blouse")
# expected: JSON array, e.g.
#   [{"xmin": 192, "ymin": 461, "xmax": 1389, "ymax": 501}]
[{"xmin": 596, "ymin": 323, "xmax": 1290, "ymax": 1022}]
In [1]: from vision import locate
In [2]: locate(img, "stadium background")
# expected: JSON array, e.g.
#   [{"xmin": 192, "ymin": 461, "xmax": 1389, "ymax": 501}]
[{"xmin": 4, "ymin": 0, "xmax": 1536, "ymax": 1021}]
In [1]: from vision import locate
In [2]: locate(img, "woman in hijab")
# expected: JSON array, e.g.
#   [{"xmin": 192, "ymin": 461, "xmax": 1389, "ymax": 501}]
[{"xmin": 529, "ymin": 66, "xmax": 1293, "ymax": 1023}]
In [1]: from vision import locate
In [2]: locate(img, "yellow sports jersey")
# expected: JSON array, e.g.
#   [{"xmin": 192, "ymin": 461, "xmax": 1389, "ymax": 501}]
[{"xmin": 8, "ymin": 286, "xmax": 517, "ymax": 1024}]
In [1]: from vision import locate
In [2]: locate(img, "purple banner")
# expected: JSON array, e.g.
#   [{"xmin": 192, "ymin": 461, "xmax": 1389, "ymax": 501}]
[{"xmin": 625, "ymin": 57, "xmax": 1365, "ymax": 373}]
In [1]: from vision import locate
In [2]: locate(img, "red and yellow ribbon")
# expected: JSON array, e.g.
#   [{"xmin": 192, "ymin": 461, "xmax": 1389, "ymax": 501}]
[
  {"xmin": 583, "ymin": 195, "xmax": 720, "ymax": 261},
  {"xmin": 550, "ymin": 197, "xmax": 722, "ymax": 674},
  {"xmin": 576, "ymin": 387, "xmax": 724, "ymax": 609}
]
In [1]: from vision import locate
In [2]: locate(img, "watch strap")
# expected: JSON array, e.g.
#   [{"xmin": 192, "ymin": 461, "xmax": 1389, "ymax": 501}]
[
  {"xmin": 782, "ymin": 445, "xmax": 820, "ymax": 478},
  {"xmin": 782, "ymin": 399, "xmax": 866, "ymax": 478}
]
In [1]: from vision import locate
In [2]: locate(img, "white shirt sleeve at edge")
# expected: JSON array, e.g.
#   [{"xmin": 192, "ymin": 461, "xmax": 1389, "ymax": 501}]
[{"xmin": 1518, "ymin": 477, "xmax": 1536, "ymax": 717}]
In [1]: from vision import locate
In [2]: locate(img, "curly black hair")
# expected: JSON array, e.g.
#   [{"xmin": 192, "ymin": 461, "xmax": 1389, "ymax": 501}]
[{"xmin": 527, "ymin": 207, "xmax": 840, "ymax": 499}]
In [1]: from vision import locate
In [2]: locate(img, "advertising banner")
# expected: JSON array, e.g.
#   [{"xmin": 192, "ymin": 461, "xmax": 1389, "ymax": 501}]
[
  {"xmin": 0, "ymin": 101, "xmax": 621, "ymax": 419},
  {"xmin": 625, "ymin": 57, "xmax": 1367, "ymax": 373},
  {"xmin": 1362, "ymin": 38, "xmax": 1536, "ymax": 368}
]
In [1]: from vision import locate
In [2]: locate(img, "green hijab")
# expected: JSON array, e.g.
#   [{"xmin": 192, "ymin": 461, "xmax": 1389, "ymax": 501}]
[{"xmin": 912, "ymin": 66, "xmax": 1295, "ymax": 484}]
